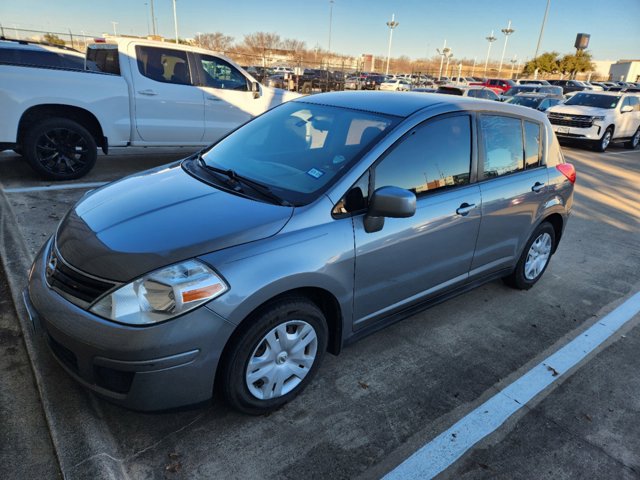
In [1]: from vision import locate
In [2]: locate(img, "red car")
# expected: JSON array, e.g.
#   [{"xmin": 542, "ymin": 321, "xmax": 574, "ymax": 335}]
[{"xmin": 483, "ymin": 78, "xmax": 516, "ymax": 94}]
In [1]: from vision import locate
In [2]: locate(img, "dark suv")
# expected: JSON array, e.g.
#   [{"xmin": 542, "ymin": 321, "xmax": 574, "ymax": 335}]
[{"xmin": 549, "ymin": 80, "xmax": 592, "ymax": 94}]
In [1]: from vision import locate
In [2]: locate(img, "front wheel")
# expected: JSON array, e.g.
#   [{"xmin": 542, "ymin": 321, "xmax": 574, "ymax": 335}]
[
  {"xmin": 594, "ymin": 127, "xmax": 613, "ymax": 152},
  {"xmin": 624, "ymin": 127, "xmax": 640, "ymax": 149},
  {"xmin": 24, "ymin": 118, "xmax": 97, "ymax": 180},
  {"xmin": 221, "ymin": 298, "xmax": 328, "ymax": 415},
  {"xmin": 504, "ymin": 222, "xmax": 556, "ymax": 290}
]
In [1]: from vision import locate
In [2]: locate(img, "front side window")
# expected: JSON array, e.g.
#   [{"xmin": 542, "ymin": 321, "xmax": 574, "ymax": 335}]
[
  {"xmin": 198, "ymin": 55, "xmax": 248, "ymax": 90},
  {"xmin": 374, "ymin": 115, "xmax": 472, "ymax": 195},
  {"xmin": 480, "ymin": 115, "xmax": 524, "ymax": 178},
  {"xmin": 135, "ymin": 46, "xmax": 190, "ymax": 85}
]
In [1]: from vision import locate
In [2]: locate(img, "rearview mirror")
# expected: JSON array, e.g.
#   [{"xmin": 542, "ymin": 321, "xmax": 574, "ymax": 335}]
[{"xmin": 364, "ymin": 186, "xmax": 416, "ymax": 233}]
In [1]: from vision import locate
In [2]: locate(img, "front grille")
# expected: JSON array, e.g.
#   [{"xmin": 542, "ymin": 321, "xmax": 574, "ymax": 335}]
[
  {"xmin": 47, "ymin": 248, "xmax": 116, "ymax": 303},
  {"xmin": 548, "ymin": 113, "xmax": 594, "ymax": 129}
]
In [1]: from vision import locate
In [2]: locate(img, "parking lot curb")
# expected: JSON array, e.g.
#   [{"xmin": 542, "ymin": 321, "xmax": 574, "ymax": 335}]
[{"xmin": 0, "ymin": 188, "xmax": 128, "ymax": 480}]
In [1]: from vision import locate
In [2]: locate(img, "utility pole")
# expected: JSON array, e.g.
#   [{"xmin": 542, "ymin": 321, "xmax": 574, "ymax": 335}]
[
  {"xmin": 172, "ymin": 0, "xmax": 179, "ymax": 43},
  {"xmin": 328, "ymin": 0, "xmax": 334, "ymax": 53},
  {"xmin": 534, "ymin": 0, "xmax": 551, "ymax": 60},
  {"xmin": 385, "ymin": 13, "xmax": 399, "ymax": 76},
  {"xmin": 498, "ymin": 20, "xmax": 515, "ymax": 76},
  {"xmin": 484, "ymin": 31, "xmax": 497, "ymax": 77},
  {"xmin": 150, "ymin": 0, "xmax": 157, "ymax": 36},
  {"xmin": 111, "ymin": 21, "xmax": 118, "ymax": 36},
  {"xmin": 436, "ymin": 40, "xmax": 450, "ymax": 81}
]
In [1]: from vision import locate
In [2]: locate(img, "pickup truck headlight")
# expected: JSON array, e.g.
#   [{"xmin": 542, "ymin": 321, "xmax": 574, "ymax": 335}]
[
  {"xmin": 592, "ymin": 116, "xmax": 605, "ymax": 121},
  {"xmin": 90, "ymin": 260, "xmax": 227, "ymax": 325}
]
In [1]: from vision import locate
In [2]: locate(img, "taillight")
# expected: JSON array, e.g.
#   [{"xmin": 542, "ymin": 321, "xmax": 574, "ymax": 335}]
[{"xmin": 556, "ymin": 163, "xmax": 576, "ymax": 184}]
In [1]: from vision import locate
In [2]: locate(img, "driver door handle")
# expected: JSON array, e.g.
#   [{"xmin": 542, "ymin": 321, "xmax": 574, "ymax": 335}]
[
  {"xmin": 456, "ymin": 202, "xmax": 476, "ymax": 216},
  {"xmin": 531, "ymin": 181, "xmax": 546, "ymax": 193},
  {"xmin": 137, "ymin": 89, "xmax": 158, "ymax": 96}
]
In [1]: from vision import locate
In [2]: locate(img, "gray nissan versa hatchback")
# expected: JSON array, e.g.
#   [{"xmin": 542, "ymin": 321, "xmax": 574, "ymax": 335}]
[{"xmin": 26, "ymin": 92, "xmax": 575, "ymax": 414}]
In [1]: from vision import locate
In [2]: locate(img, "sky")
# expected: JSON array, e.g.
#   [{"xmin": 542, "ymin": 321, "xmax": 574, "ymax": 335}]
[{"xmin": 1, "ymin": 0, "xmax": 639, "ymax": 63}]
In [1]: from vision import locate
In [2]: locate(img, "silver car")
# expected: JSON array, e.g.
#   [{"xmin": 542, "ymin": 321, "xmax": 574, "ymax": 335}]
[{"xmin": 26, "ymin": 92, "xmax": 575, "ymax": 414}]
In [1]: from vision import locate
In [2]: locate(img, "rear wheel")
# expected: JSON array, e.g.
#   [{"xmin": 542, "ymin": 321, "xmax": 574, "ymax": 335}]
[
  {"xmin": 221, "ymin": 297, "xmax": 328, "ymax": 415},
  {"xmin": 504, "ymin": 222, "xmax": 556, "ymax": 290},
  {"xmin": 23, "ymin": 118, "xmax": 97, "ymax": 180},
  {"xmin": 594, "ymin": 126, "xmax": 613, "ymax": 152},
  {"xmin": 624, "ymin": 127, "xmax": 640, "ymax": 149}
]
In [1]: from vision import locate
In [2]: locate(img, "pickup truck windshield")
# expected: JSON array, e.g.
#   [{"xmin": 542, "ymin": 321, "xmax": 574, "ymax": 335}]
[
  {"xmin": 565, "ymin": 93, "xmax": 621, "ymax": 109},
  {"xmin": 200, "ymin": 102, "xmax": 399, "ymax": 205}
]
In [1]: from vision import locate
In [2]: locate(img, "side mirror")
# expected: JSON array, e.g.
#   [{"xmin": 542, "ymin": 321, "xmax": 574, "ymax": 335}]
[
  {"xmin": 621, "ymin": 105, "xmax": 633, "ymax": 113},
  {"xmin": 364, "ymin": 186, "xmax": 416, "ymax": 233},
  {"xmin": 251, "ymin": 81, "xmax": 261, "ymax": 99}
]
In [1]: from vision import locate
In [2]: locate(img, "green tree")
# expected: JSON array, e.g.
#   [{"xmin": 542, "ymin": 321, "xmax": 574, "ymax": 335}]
[
  {"xmin": 43, "ymin": 33, "xmax": 66, "ymax": 46},
  {"xmin": 559, "ymin": 51, "xmax": 595, "ymax": 78},
  {"xmin": 522, "ymin": 51, "xmax": 560, "ymax": 75}
]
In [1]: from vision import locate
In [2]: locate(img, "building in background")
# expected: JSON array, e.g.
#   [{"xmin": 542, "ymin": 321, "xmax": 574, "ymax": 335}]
[
  {"xmin": 361, "ymin": 54, "xmax": 375, "ymax": 72},
  {"xmin": 608, "ymin": 60, "xmax": 640, "ymax": 82}
]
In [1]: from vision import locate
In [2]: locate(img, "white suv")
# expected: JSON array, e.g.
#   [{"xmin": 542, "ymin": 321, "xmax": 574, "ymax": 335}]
[{"xmin": 546, "ymin": 92, "xmax": 640, "ymax": 151}]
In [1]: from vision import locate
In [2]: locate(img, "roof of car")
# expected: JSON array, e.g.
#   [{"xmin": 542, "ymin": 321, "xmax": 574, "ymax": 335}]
[{"xmin": 294, "ymin": 91, "xmax": 548, "ymax": 120}]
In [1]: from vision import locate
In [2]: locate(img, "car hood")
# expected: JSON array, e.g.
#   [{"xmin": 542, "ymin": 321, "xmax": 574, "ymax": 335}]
[
  {"xmin": 55, "ymin": 163, "xmax": 294, "ymax": 282},
  {"xmin": 547, "ymin": 104, "xmax": 612, "ymax": 116}
]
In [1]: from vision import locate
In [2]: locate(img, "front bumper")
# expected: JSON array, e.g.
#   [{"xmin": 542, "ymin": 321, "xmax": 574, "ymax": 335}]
[
  {"xmin": 27, "ymin": 239, "xmax": 236, "ymax": 411},
  {"xmin": 551, "ymin": 123, "xmax": 605, "ymax": 141}
]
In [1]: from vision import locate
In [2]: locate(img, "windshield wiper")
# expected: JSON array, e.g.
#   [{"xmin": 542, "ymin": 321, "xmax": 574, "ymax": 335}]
[{"xmin": 196, "ymin": 156, "xmax": 291, "ymax": 206}]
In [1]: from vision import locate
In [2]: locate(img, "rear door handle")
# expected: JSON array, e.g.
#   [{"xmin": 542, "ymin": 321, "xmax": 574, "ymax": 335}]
[
  {"xmin": 137, "ymin": 89, "xmax": 158, "ymax": 96},
  {"xmin": 456, "ymin": 202, "xmax": 476, "ymax": 216},
  {"xmin": 531, "ymin": 181, "xmax": 546, "ymax": 193}
]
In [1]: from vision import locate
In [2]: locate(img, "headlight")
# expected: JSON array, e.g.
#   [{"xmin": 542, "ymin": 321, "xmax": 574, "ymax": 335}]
[
  {"xmin": 592, "ymin": 116, "xmax": 605, "ymax": 121},
  {"xmin": 90, "ymin": 260, "xmax": 228, "ymax": 325}
]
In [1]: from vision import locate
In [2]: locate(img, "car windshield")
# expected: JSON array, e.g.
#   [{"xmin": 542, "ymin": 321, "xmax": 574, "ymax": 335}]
[
  {"xmin": 199, "ymin": 101, "xmax": 399, "ymax": 205},
  {"xmin": 508, "ymin": 96, "xmax": 541, "ymax": 108},
  {"xmin": 564, "ymin": 93, "xmax": 621, "ymax": 109}
]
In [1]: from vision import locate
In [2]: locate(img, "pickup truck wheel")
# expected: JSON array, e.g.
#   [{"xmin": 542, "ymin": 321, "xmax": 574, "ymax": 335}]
[
  {"xmin": 594, "ymin": 127, "xmax": 613, "ymax": 152},
  {"xmin": 624, "ymin": 127, "xmax": 640, "ymax": 149},
  {"xmin": 24, "ymin": 118, "xmax": 97, "ymax": 180}
]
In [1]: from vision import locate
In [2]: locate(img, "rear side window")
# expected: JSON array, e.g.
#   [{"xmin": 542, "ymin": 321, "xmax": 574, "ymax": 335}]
[
  {"xmin": 480, "ymin": 115, "xmax": 523, "ymax": 178},
  {"xmin": 135, "ymin": 45, "xmax": 191, "ymax": 85},
  {"xmin": 524, "ymin": 121, "xmax": 542, "ymax": 168},
  {"xmin": 374, "ymin": 115, "xmax": 472, "ymax": 195}
]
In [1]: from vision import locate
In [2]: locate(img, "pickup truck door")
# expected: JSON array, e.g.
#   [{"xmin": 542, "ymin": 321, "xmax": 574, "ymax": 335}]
[
  {"xmin": 128, "ymin": 44, "xmax": 204, "ymax": 144},
  {"xmin": 192, "ymin": 53, "xmax": 260, "ymax": 143}
]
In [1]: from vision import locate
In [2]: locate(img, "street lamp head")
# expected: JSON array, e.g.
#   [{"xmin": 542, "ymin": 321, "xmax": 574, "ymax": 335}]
[
  {"xmin": 501, "ymin": 27, "xmax": 515, "ymax": 36},
  {"xmin": 486, "ymin": 34, "xmax": 497, "ymax": 43},
  {"xmin": 386, "ymin": 20, "xmax": 399, "ymax": 28}
]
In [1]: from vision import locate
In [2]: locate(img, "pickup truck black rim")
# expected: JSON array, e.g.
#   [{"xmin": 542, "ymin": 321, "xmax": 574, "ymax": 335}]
[{"xmin": 35, "ymin": 128, "xmax": 89, "ymax": 175}]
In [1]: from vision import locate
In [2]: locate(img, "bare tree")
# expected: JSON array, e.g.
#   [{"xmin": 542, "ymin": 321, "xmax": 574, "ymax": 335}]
[
  {"xmin": 241, "ymin": 32, "xmax": 282, "ymax": 66},
  {"xmin": 194, "ymin": 32, "xmax": 234, "ymax": 53}
]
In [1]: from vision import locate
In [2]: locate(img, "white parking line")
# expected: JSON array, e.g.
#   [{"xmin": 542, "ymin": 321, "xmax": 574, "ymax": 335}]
[
  {"xmin": 2, "ymin": 182, "xmax": 108, "ymax": 194},
  {"xmin": 604, "ymin": 149, "xmax": 640, "ymax": 155},
  {"xmin": 383, "ymin": 291, "xmax": 640, "ymax": 480}
]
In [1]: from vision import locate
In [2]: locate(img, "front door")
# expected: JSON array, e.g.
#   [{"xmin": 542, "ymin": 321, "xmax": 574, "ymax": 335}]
[
  {"xmin": 129, "ymin": 44, "xmax": 204, "ymax": 144},
  {"xmin": 353, "ymin": 114, "xmax": 481, "ymax": 329}
]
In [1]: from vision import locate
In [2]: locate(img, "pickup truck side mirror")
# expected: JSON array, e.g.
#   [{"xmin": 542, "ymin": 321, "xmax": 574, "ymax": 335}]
[
  {"xmin": 621, "ymin": 105, "xmax": 633, "ymax": 113},
  {"xmin": 364, "ymin": 186, "xmax": 416, "ymax": 233},
  {"xmin": 251, "ymin": 81, "xmax": 261, "ymax": 99}
]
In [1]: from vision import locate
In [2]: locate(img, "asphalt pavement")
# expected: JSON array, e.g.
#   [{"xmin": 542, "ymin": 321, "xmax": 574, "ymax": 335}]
[{"xmin": 0, "ymin": 143, "xmax": 638, "ymax": 480}]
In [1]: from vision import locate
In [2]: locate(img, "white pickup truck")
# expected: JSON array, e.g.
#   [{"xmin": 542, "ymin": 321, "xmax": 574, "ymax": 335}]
[{"xmin": 0, "ymin": 37, "xmax": 299, "ymax": 180}]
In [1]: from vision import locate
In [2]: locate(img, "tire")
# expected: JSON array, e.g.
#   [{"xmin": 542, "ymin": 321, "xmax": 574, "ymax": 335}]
[
  {"xmin": 302, "ymin": 84, "xmax": 311, "ymax": 94},
  {"xmin": 504, "ymin": 222, "xmax": 556, "ymax": 290},
  {"xmin": 593, "ymin": 126, "xmax": 613, "ymax": 152},
  {"xmin": 624, "ymin": 127, "xmax": 640, "ymax": 149},
  {"xmin": 23, "ymin": 118, "xmax": 97, "ymax": 180},
  {"xmin": 221, "ymin": 297, "xmax": 328, "ymax": 415}
]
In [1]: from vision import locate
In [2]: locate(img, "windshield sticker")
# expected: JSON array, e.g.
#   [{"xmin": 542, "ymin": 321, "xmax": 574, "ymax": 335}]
[
  {"xmin": 307, "ymin": 168, "xmax": 325, "ymax": 179},
  {"xmin": 332, "ymin": 155, "xmax": 346, "ymax": 165}
]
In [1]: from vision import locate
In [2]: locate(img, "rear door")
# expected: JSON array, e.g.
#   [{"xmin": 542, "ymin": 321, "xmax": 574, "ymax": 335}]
[
  {"xmin": 352, "ymin": 113, "xmax": 482, "ymax": 329},
  {"xmin": 129, "ymin": 44, "xmax": 204, "ymax": 144},
  {"xmin": 470, "ymin": 115, "xmax": 549, "ymax": 278}
]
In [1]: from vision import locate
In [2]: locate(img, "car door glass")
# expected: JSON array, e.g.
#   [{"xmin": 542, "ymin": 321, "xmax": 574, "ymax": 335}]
[
  {"xmin": 199, "ymin": 54, "xmax": 248, "ymax": 91},
  {"xmin": 524, "ymin": 121, "xmax": 542, "ymax": 168},
  {"xmin": 480, "ymin": 115, "xmax": 524, "ymax": 178},
  {"xmin": 135, "ymin": 45, "xmax": 190, "ymax": 85},
  {"xmin": 374, "ymin": 115, "xmax": 471, "ymax": 195}
]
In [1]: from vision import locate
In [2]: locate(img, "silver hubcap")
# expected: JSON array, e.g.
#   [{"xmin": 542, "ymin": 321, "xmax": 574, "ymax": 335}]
[
  {"xmin": 602, "ymin": 131, "xmax": 611, "ymax": 149},
  {"xmin": 246, "ymin": 320, "xmax": 318, "ymax": 400},
  {"xmin": 524, "ymin": 232, "xmax": 552, "ymax": 280},
  {"xmin": 633, "ymin": 130, "xmax": 640, "ymax": 147}
]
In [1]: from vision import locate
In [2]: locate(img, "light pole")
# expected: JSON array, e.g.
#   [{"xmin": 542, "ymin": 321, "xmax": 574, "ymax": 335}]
[
  {"xmin": 436, "ymin": 40, "xmax": 450, "ymax": 81},
  {"xmin": 111, "ymin": 21, "xmax": 118, "ymax": 36},
  {"xmin": 445, "ymin": 51, "xmax": 453, "ymax": 78},
  {"xmin": 144, "ymin": 3, "xmax": 150, "ymax": 36},
  {"xmin": 534, "ymin": 0, "xmax": 551, "ymax": 60},
  {"xmin": 498, "ymin": 20, "xmax": 515, "ymax": 76},
  {"xmin": 172, "ymin": 0, "xmax": 179, "ymax": 43},
  {"xmin": 385, "ymin": 14, "xmax": 399, "ymax": 76},
  {"xmin": 328, "ymin": 0, "xmax": 334, "ymax": 54},
  {"xmin": 149, "ymin": 0, "xmax": 157, "ymax": 36},
  {"xmin": 510, "ymin": 55, "xmax": 517, "ymax": 79},
  {"xmin": 484, "ymin": 31, "xmax": 497, "ymax": 77},
  {"xmin": 471, "ymin": 56, "xmax": 477, "ymax": 77}
]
